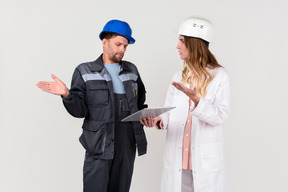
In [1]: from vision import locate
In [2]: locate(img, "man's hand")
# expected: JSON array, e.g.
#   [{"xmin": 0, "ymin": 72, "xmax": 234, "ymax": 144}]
[
  {"xmin": 36, "ymin": 74, "xmax": 69, "ymax": 98},
  {"xmin": 140, "ymin": 116, "xmax": 163, "ymax": 129}
]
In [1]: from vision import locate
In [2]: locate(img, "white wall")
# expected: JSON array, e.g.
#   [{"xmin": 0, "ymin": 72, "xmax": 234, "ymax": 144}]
[{"xmin": 1, "ymin": 0, "xmax": 288, "ymax": 191}]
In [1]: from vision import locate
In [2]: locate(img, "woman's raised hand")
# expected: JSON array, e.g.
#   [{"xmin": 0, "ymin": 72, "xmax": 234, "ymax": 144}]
[{"xmin": 172, "ymin": 81, "xmax": 199, "ymax": 106}]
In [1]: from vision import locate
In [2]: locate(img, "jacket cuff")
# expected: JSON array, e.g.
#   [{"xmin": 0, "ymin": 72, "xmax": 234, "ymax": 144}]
[{"xmin": 61, "ymin": 94, "xmax": 74, "ymax": 103}]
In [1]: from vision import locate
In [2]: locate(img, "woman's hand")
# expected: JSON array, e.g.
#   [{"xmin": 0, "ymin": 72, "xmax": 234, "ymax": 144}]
[
  {"xmin": 172, "ymin": 81, "xmax": 199, "ymax": 106},
  {"xmin": 140, "ymin": 116, "xmax": 163, "ymax": 129}
]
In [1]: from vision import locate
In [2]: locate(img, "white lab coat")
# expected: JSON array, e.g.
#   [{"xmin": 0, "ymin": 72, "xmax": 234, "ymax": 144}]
[{"xmin": 160, "ymin": 67, "xmax": 230, "ymax": 192}]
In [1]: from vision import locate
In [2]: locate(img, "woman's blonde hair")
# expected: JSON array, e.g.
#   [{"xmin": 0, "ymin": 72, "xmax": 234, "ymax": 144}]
[{"xmin": 182, "ymin": 36, "xmax": 222, "ymax": 97}]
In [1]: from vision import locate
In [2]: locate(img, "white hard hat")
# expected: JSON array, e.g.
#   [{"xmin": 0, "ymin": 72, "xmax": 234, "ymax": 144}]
[{"xmin": 178, "ymin": 17, "xmax": 213, "ymax": 43}]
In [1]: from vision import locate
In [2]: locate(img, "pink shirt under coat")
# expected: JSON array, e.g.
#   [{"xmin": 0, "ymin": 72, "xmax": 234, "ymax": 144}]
[{"xmin": 182, "ymin": 99, "xmax": 193, "ymax": 170}]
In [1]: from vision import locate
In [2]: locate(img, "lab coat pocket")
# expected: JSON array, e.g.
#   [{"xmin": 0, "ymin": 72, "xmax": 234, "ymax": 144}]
[
  {"xmin": 200, "ymin": 143, "xmax": 223, "ymax": 172},
  {"xmin": 162, "ymin": 144, "xmax": 175, "ymax": 171}
]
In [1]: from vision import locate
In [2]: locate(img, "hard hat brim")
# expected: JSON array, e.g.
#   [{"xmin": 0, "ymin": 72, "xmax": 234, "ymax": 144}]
[{"xmin": 99, "ymin": 31, "xmax": 135, "ymax": 44}]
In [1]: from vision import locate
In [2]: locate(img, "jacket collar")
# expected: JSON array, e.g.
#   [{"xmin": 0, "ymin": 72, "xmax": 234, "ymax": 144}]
[
  {"xmin": 90, "ymin": 54, "xmax": 132, "ymax": 73},
  {"xmin": 90, "ymin": 54, "xmax": 105, "ymax": 72}
]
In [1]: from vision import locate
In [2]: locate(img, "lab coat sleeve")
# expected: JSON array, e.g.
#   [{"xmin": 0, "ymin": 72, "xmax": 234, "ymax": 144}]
[
  {"xmin": 161, "ymin": 73, "xmax": 178, "ymax": 129},
  {"xmin": 191, "ymin": 69, "xmax": 230, "ymax": 126}
]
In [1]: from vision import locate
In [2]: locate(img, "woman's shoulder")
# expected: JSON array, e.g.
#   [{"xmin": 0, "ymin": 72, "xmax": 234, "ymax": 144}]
[
  {"xmin": 210, "ymin": 67, "xmax": 229, "ymax": 79},
  {"xmin": 172, "ymin": 70, "xmax": 183, "ymax": 81}
]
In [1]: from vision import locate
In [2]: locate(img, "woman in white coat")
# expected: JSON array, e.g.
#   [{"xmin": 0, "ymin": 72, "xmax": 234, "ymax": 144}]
[{"xmin": 141, "ymin": 17, "xmax": 230, "ymax": 192}]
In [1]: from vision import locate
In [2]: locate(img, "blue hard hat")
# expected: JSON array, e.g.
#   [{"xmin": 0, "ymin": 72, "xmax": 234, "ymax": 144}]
[{"xmin": 99, "ymin": 19, "xmax": 135, "ymax": 44}]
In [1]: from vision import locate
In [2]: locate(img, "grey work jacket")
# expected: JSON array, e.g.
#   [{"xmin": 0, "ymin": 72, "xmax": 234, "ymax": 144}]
[{"xmin": 62, "ymin": 55, "xmax": 148, "ymax": 159}]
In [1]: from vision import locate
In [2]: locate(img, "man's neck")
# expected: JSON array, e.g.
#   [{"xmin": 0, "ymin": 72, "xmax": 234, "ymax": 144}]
[{"xmin": 102, "ymin": 54, "xmax": 118, "ymax": 64}]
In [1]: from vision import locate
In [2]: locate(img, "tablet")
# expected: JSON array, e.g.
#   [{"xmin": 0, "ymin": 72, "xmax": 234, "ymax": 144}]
[{"xmin": 121, "ymin": 107, "xmax": 175, "ymax": 122}]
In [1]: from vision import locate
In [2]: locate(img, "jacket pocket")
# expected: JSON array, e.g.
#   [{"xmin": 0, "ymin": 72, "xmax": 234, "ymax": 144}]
[
  {"xmin": 200, "ymin": 143, "xmax": 224, "ymax": 172},
  {"xmin": 79, "ymin": 120, "xmax": 106, "ymax": 156},
  {"xmin": 86, "ymin": 81, "xmax": 109, "ymax": 108},
  {"xmin": 86, "ymin": 89, "xmax": 109, "ymax": 108},
  {"xmin": 131, "ymin": 82, "xmax": 138, "ymax": 98}
]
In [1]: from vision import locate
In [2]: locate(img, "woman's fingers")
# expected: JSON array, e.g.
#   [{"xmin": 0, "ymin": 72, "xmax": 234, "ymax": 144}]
[{"xmin": 172, "ymin": 81, "xmax": 185, "ymax": 91}]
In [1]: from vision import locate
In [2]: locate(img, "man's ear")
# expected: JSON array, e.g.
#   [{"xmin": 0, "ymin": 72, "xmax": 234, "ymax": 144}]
[{"xmin": 102, "ymin": 39, "xmax": 107, "ymax": 47}]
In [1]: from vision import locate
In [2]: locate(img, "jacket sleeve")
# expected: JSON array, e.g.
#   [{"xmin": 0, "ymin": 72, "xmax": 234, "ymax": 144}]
[
  {"xmin": 191, "ymin": 69, "xmax": 230, "ymax": 126},
  {"xmin": 62, "ymin": 68, "xmax": 88, "ymax": 118},
  {"xmin": 137, "ymin": 74, "xmax": 148, "ymax": 110}
]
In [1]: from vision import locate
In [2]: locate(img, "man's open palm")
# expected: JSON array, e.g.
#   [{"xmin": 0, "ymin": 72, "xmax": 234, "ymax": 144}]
[{"xmin": 37, "ymin": 74, "xmax": 69, "ymax": 97}]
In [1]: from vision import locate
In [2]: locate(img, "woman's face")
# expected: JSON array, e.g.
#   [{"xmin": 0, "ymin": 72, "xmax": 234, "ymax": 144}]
[{"xmin": 177, "ymin": 35, "xmax": 189, "ymax": 60}]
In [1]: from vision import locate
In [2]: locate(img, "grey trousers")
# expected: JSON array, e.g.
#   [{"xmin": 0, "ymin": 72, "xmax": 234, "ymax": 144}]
[{"xmin": 181, "ymin": 169, "xmax": 194, "ymax": 192}]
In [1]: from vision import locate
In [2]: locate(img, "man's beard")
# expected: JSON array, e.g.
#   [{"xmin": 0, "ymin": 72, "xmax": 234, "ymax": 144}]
[{"xmin": 110, "ymin": 53, "xmax": 123, "ymax": 63}]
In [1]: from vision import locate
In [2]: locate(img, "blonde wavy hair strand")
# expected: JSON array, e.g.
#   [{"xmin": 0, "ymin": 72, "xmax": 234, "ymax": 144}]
[{"xmin": 181, "ymin": 37, "xmax": 222, "ymax": 97}]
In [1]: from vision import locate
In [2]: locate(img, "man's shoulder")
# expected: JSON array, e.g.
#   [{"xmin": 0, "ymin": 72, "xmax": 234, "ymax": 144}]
[
  {"xmin": 77, "ymin": 61, "xmax": 94, "ymax": 67},
  {"xmin": 121, "ymin": 60, "xmax": 139, "ymax": 74},
  {"xmin": 122, "ymin": 60, "xmax": 136, "ymax": 67},
  {"xmin": 75, "ymin": 61, "xmax": 94, "ymax": 74},
  {"xmin": 75, "ymin": 55, "xmax": 103, "ymax": 74}
]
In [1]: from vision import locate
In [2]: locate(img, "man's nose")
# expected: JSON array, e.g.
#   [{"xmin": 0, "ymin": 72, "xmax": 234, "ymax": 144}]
[{"xmin": 120, "ymin": 45, "xmax": 126, "ymax": 53}]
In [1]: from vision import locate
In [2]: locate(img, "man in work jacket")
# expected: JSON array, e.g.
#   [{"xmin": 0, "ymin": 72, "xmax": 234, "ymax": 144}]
[{"xmin": 37, "ymin": 19, "xmax": 148, "ymax": 192}]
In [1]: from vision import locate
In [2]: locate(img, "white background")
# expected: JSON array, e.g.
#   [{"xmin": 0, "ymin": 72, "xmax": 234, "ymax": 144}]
[{"xmin": 1, "ymin": 0, "xmax": 288, "ymax": 191}]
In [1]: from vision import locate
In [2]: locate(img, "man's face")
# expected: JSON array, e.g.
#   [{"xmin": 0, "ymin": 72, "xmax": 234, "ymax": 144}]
[{"xmin": 102, "ymin": 35, "xmax": 129, "ymax": 63}]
